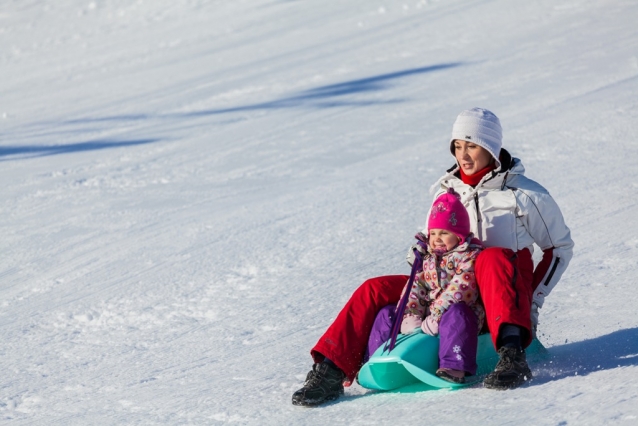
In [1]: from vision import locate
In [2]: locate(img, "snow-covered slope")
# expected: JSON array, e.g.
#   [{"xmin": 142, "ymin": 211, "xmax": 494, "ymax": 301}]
[{"xmin": 2, "ymin": 0, "xmax": 638, "ymax": 423}]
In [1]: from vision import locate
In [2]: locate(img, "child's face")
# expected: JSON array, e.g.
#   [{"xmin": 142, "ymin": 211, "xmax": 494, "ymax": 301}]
[{"xmin": 429, "ymin": 229, "xmax": 460, "ymax": 251}]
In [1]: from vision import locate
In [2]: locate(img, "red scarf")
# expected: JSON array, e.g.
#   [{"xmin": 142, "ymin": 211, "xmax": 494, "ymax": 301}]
[{"xmin": 459, "ymin": 164, "xmax": 496, "ymax": 187}]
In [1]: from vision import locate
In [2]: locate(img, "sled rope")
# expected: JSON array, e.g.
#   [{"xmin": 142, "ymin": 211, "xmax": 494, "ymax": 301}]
[{"xmin": 384, "ymin": 244, "xmax": 424, "ymax": 353}]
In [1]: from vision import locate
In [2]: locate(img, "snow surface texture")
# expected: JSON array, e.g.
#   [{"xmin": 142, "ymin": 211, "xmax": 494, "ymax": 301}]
[{"xmin": 2, "ymin": 0, "xmax": 638, "ymax": 424}]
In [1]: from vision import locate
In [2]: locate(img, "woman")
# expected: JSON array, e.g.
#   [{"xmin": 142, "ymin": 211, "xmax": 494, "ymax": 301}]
[{"xmin": 292, "ymin": 108, "xmax": 574, "ymax": 406}]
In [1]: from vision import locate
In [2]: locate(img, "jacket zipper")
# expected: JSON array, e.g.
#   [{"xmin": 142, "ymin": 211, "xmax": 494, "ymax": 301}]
[
  {"xmin": 473, "ymin": 193, "xmax": 482, "ymax": 240},
  {"xmin": 543, "ymin": 257, "xmax": 560, "ymax": 286}
]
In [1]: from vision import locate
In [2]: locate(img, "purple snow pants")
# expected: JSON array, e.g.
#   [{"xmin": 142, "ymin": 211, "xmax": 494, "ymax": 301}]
[{"xmin": 365, "ymin": 303, "xmax": 479, "ymax": 375}]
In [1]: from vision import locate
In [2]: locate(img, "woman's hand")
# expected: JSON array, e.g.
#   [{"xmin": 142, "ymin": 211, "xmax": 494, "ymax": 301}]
[
  {"xmin": 421, "ymin": 315, "xmax": 439, "ymax": 336},
  {"xmin": 400, "ymin": 314, "xmax": 423, "ymax": 334}
]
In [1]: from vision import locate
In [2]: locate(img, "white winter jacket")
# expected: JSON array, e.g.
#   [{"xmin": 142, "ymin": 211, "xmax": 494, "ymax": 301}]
[{"xmin": 426, "ymin": 149, "xmax": 574, "ymax": 310}]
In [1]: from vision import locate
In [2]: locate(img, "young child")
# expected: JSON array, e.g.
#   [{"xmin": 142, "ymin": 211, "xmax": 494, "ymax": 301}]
[{"xmin": 366, "ymin": 188, "xmax": 485, "ymax": 383}]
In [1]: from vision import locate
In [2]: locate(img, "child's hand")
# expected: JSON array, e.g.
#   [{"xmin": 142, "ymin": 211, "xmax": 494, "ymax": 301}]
[
  {"xmin": 400, "ymin": 315, "xmax": 423, "ymax": 334},
  {"xmin": 421, "ymin": 316, "xmax": 439, "ymax": 336},
  {"xmin": 406, "ymin": 233, "xmax": 428, "ymax": 266}
]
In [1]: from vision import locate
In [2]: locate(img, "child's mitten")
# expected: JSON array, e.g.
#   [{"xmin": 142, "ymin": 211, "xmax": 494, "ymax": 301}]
[
  {"xmin": 400, "ymin": 314, "xmax": 423, "ymax": 334},
  {"xmin": 421, "ymin": 315, "xmax": 439, "ymax": 336}
]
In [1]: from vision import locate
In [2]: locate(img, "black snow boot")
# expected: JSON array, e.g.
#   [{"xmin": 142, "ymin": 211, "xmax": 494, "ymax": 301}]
[
  {"xmin": 291, "ymin": 362, "xmax": 345, "ymax": 407},
  {"xmin": 483, "ymin": 347, "xmax": 533, "ymax": 390}
]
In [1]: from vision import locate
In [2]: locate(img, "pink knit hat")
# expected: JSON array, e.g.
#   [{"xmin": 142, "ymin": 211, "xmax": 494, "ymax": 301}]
[{"xmin": 428, "ymin": 188, "xmax": 471, "ymax": 243}]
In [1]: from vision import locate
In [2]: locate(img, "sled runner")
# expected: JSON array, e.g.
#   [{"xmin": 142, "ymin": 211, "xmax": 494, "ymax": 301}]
[{"xmin": 358, "ymin": 331, "xmax": 546, "ymax": 391}]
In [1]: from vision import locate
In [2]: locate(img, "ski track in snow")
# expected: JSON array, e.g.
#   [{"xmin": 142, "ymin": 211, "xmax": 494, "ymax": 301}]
[{"xmin": 2, "ymin": 0, "xmax": 638, "ymax": 424}]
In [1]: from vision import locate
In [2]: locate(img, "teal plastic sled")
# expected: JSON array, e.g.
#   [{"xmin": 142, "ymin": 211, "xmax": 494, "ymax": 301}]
[{"xmin": 358, "ymin": 331, "xmax": 546, "ymax": 391}]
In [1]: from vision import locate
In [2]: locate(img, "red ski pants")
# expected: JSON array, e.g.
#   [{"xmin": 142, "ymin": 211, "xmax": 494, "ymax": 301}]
[
  {"xmin": 475, "ymin": 247, "xmax": 534, "ymax": 349},
  {"xmin": 311, "ymin": 275, "xmax": 407, "ymax": 382},
  {"xmin": 310, "ymin": 247, "xmax": 535, "ymax": 382}
]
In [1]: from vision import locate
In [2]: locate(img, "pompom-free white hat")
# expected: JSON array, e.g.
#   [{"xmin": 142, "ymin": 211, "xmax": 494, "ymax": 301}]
[{"xmin": 449, "ymin": 107, "xmax": 503, "ymax": 169}]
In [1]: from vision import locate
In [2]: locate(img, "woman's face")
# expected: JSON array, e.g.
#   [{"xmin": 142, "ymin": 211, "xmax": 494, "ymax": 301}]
[{"xmin": 453, "ymin": 139, "xmax": 493, "ymax": 175}]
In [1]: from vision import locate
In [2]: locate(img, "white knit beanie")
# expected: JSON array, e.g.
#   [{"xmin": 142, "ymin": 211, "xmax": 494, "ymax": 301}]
[{"xmin": 449, "ymin": 107, "xmax": 503, "ymax": 169}]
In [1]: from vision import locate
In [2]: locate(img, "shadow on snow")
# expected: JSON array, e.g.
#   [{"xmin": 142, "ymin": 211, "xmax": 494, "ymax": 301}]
[
  {"xmin": 0, "ymin": 138, "xmax": 160, "ymax": 161},
  {"xmin": 531, "ymin": 327, "xmax": 638, "ymax": 385},
  {"xmin": 61, "ymin": 63, "xmax": 463, "ymax": 124},
  {"xmin": 184, "ymin": 62, "xmax": 463, "ymax": 117},
  {"xmin": 4, "ymin": 64, "xmax": 462, "ymax": 160}
]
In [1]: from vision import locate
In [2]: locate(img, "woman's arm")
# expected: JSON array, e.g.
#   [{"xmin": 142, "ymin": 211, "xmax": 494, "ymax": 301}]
[{"xmin": 516, "ymin": 188, "xmax": 574, "ymax": 309}]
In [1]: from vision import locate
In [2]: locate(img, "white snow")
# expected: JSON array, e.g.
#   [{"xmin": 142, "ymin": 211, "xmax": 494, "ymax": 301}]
[{"xmin": 2, "ymin": 0, "xmax": 638, "ymax": 424}]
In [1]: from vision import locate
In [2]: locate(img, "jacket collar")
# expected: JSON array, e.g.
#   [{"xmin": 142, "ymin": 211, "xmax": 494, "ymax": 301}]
[
  {"xmin": 430, "ymin": 149, "xmax": 525, "ymax": 203},
  {"xmin": 433, "ymin": 149, "xmax": 526, "ymax": 205}
]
